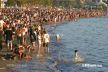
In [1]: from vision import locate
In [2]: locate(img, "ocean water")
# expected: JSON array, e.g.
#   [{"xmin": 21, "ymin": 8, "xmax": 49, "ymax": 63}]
[{"xmin": 12, "ymin": 17, "xmax": 108, "ymax": 72}]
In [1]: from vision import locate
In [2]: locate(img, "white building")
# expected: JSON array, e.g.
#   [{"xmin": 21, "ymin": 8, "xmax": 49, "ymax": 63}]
[
  {"xmin": 98, "ymin": 0, "xmax": 107, "ymax": 7},
  {"xmin": 87, "ymin": 0, "xmax": 107, "ymax": 6},
  {"xmin": 1, "ymin": 0, "xmax": 5, "ymax": 8},
  {"xmin": 1, "ymin": 0, "xmax": 7, "ymax": 8}
]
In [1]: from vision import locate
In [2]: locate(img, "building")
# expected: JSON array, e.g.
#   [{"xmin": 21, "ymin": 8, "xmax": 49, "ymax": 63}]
[
  {"xmin": 1, "ymin": 0, "xmax": 5, "ymax": 8},
  {"xmin": 86, "ymin": 0, "xmax": 107, "ymax": 5},
  {"xmin": 1, "ymin": 0, "xmax": 7, "ymax": 8}
]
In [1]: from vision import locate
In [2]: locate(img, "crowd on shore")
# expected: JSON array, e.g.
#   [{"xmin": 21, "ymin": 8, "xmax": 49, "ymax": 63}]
[{"xmin": 0, "ymin": 7, "xmax": 107, "ymax": 60}]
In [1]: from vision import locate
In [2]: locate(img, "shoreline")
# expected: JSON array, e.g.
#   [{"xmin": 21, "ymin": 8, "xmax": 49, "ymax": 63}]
[
  {"xmin": 0, "ymin": 6, "xmax": 107, "ymax": 72},
  {"xmin": 0, "ymin": 16, "xmax": 106, "ymax": 72},
  {"xmin": 0, "ymin": 16, "xmax": 107, "ymax": 72}
]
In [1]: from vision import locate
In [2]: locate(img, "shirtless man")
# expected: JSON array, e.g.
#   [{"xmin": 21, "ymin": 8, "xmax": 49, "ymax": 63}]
[
  {"xmin": 74, "ymin": 50, "xmax": 84, "ymax": 63},
  {"xmin": 37, "ymin": 32, "xmax": 42, "ymax": 57}
]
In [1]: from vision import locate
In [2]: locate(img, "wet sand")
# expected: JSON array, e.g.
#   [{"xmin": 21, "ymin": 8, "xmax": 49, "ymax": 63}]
[
  {"xmin": 0, "ymin": 43, "xmax": 15, "ymax": 72},
  {"xmin": 0, "ymin": 59, "xmax": 15, "ymax": 72},
  {"xmin": 0, "ymin": 41, "xmax": 47, "ymax": 72}
]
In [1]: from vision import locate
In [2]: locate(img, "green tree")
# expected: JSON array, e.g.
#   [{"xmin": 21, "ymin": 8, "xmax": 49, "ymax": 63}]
[
  {"xmin": 69, "ymin": 0, "xmax": 77, "ymax": 8},
  {"xmin": 97, "ymin": 4, "xmax": 107, "ymax": 10},
  {"xmin": 75, "ymin": 0, "xmax": 85, "ymax": 8},
  {"xmin": 6, "ymin": 0, "xmax": 15, "ymax": 6}
]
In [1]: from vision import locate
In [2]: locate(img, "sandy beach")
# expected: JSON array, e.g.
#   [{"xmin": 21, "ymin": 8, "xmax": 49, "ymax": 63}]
[{"xmin": 0, "ymin": 4, "xmax": 107, "ymax": 71}]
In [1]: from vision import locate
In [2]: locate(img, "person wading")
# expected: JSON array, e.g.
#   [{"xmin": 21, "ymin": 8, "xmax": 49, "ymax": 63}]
[{"xmin": 5, "ymin": 25, "xmax": 13, "ymax": 51}]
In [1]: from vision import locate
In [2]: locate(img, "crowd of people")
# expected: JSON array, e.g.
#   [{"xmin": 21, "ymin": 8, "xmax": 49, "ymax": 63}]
[{"xmin": 0, "ymin": 7, "xmax": 107, "ymax": 60}]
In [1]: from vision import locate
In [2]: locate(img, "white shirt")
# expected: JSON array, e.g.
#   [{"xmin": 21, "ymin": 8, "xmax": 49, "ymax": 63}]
[
  {"xmin": 38, "ymin": 26, "xmax": 41, "ymax": 31},
  {"xmin": 18, "ymin": 20, "xmax": 20, "ymax": 24},
  {"xmin": 56, "ymin": 34, "xmax": 60, "ymax": 39},
  {"xmin": 44, "ymin": 33, "xmax": 50, "ymax": 43},
  {"xmin": 74, "ymin": 52, "xmax": 84, "ymax": 63},
  {"xmin": 0, "ymin": 20, "xmax": 4, "ymax": 29},
  {"xmin": 38, "ymin": 35, "xmax": 42, "ymax": 44},
  {"xmin": 24, "ymin": 27, "xmax": 28, "ymax": 33}
]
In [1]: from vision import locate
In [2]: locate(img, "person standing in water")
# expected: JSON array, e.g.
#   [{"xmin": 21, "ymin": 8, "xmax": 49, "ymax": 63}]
[
  {"xmin": 28, "ymin": 26, "xmax": 37, "ymax": 47},
  {"xmin": 74, "ymin": 50, "xmax": 84, "ymax": 63},
  {"xmin": 5, "ymin": 25, "xmax": 13, "ymax": 51},
  {"xmin": 56, "ymin": 34, "xmax": 61, "ymax": 43},
  {"xmin": 43, "ymin": 31, "xmax": 50, "ymax": 53},
  {"xmin": 37, "ymin": 32, "xmax": 42, "ymax": 57}
]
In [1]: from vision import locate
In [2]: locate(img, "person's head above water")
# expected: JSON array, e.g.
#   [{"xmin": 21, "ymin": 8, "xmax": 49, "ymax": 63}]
[{"xmin": 75, "ymin": 50, "xmax": 78, "ymax": 53}]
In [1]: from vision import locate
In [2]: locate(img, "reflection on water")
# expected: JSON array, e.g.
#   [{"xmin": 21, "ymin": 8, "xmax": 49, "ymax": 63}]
[{"xmin": 12, "ymin": 17, "xmax": 108, "ymax": 72}]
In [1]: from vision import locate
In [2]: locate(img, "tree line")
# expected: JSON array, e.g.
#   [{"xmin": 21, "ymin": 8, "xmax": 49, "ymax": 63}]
[
  {"xmin": 0, "ymin": 0, "xmax": 108, "ymax": 10},
  {"xmin": 0, "ymin": 0, "xmax": 79, "ymax": 8}
]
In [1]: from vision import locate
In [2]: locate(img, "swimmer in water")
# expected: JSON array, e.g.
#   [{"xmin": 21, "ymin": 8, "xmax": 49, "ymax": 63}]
[
  {"xmin": 18, "ymin": 44, "xmax": 25, "ymax": 59},
  {"xmin": 73, "ymin": 50, "xmax": 84, "ymax": 63},
  {"xmin": 56, "ymin": 34, "xmax": 61, "ymax": 43}
]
